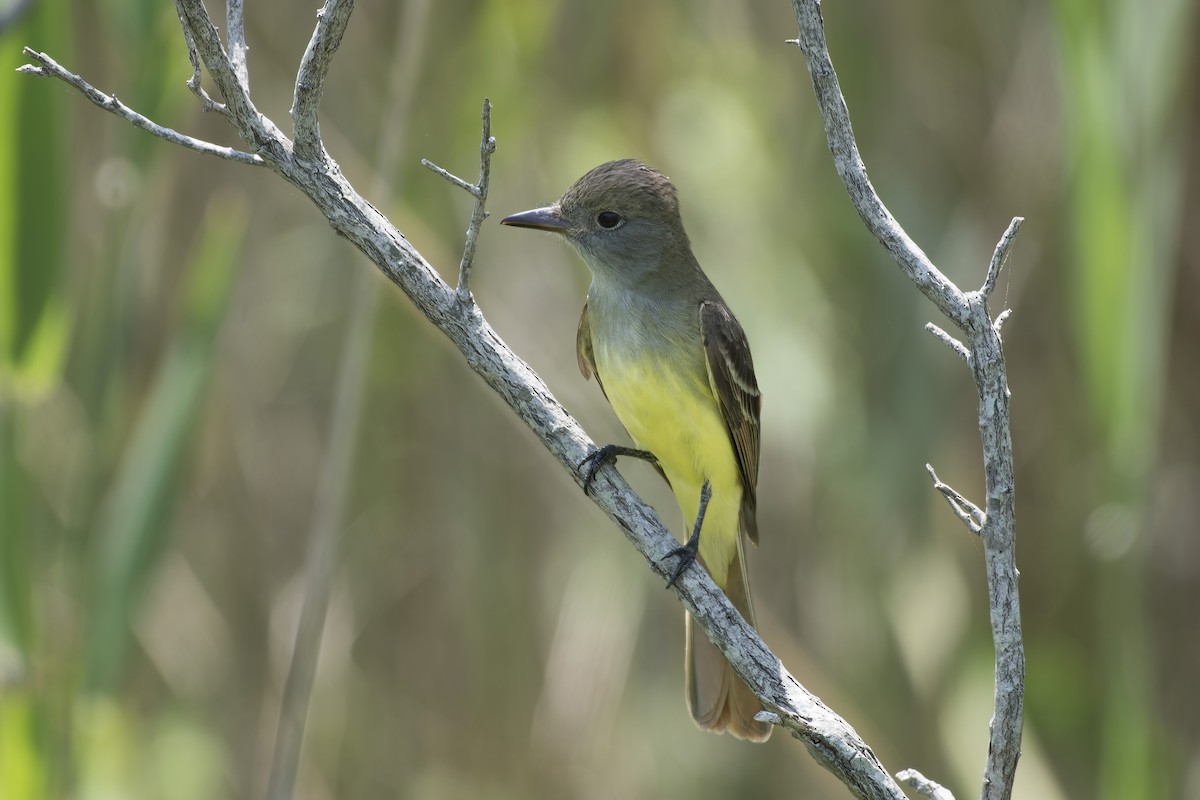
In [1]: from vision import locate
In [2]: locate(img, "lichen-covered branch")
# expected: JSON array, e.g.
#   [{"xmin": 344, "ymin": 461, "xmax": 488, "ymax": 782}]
[
  {"xmin": 790, "ymin": 1, "xmax": 1026, "ymax": 798},
  {"xmin": 421, "ymin": 98, "xmax": 496, "ymax": 300},
  {"xmin": 18, "ymin": 49, "xmax": 262, "ymax": 166},
  {"xmin": 898, "ymin": 769, "xmax": 957, "ymax": 800},
  {"xmin": 292, "ymin": 0, "xmax": 353, "ymax": 160},
  {"xmin": 226, "ymin": 0, "xmax": 249, "ymax": 89}
]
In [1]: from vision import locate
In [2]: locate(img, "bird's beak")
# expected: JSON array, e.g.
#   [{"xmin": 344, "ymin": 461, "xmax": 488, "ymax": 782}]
[{"xmin": 500, "ymin": 205, "xmax": 571, "ymax": 233}]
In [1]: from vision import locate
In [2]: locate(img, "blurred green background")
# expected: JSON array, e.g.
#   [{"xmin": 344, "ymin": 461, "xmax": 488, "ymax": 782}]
[{"xmin": 2, "ymin": 0, "xmax": 1198, "ymax": 798}]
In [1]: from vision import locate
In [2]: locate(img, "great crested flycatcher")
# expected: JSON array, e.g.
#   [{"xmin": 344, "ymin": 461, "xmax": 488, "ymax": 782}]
[{"xmin": 502, "ymin": 159, "xmax": 770, "ymax": 742}]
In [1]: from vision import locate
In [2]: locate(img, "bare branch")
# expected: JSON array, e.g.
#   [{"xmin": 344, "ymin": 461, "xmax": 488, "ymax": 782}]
[
  {"xmin": 175, "ymin": 0, "xmax": 275, "ymax": 149},
  {"xmin": 17, "ymin": 49, "xmax": 263, "ymax": 166},
  {"xmin": 787, "ymin": 2, "xmax": 970, "ymax": 329},
  {"xmin": 982, "ymin": 217, "xmax": 1023, "ymax": 302},
  {"xmin": 292, "ymin": 0, "xmax": 354, "ymax": 160},
  {"xmin": 227, "ymin": 0, "xmax": 249, "ymax": 89},
  {"xmin": 994, "ymin": 308, "xmax": 1013, "ymax": 335},
  {"xmin": 422, "ymin": 99, "xmax": 496, "ymax": 300},
  {"xmin": 455, "ymin": 98, "xmax": 497, "ymax": 299},
  {"xmin": 421, "ymin": 159, "xmax": 480, "ymax": 196},
  {"xmin": 420, "ymin": 98, "xmax": 496, "ymax": 299},
  {"xmin": 925, "ymin": 322, "xmax": 971, "ymax": 364},
  {"xmin": 926, "ymin": 464, "xmax": 985, "ymax": 534},
  {"xmin": 169, "ymin": 0, "xmax": 226, "ymax": 114},
  {"xmin": 897, "ymin": 769, "xmax": 957, "ymax": 800},
  {"xmin": 790, "ymin": 1, "xmax": 1025, "ymax": 797}
]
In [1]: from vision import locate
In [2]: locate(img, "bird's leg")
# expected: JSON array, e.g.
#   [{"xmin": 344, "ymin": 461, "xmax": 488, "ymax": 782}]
[
  {"xmin": 578, "ymin": 444, "xmax": 659, "ymax": 494},
  {"xmin": 661, "ymin": 479, "xmax": 712, "ymax": 589}
]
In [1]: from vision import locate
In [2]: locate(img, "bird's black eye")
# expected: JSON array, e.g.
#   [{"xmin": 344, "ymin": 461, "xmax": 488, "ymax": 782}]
[{"xmin": 596, "ymin": 210, "xmax": 623, "ymax": 229}]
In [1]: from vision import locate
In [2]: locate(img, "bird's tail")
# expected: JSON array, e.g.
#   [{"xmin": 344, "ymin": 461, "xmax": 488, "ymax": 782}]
[{"xmin": 684, "ymin": 538, "xmax": 771, "ymax": 742}]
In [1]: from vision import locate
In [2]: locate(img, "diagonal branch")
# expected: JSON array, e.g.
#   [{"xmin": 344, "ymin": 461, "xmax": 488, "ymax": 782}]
[
  {"xmin": 17, "ymin": 49, "xmax": 263, "ymax": 166},
  {"xmin": 926, "ymin": 323, "xmax": 971, "ymax": 364},
  {"xmin": 173, "ymin": 0, "xmax": 227, "ymax": 115},
  {"xmin": 927, "ymin": 464, "xmax": 985, "ymax": 534},
  {"xmin": 787, "ymin": 1, "xmax": 970, "ymax": 330},
  {"xmin": 175, "ymin": 0, "xmax": 281, "ymax": 155},
  {"xmin": 982, "ymin": 218, "xmax": 1023, "ymax": 302},
  {"xmin": 898, "ymin": 769, "xmax": 957, "ymax": 800}
]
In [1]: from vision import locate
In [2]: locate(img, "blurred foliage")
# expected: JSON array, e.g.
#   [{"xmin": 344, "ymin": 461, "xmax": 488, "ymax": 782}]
[{"xmin": 1, "ymin": 1, "xmax": 1198, "ymax": 799}]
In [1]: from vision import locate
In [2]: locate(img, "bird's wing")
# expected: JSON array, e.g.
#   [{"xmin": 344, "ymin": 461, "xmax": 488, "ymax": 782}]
[
  {"xmin": 576, "ymin": 302, "xmax": 607, "ymax": 399},
  {"xmin": 700, "ymin": 300, "xmax": 762, "ymax": 543}
]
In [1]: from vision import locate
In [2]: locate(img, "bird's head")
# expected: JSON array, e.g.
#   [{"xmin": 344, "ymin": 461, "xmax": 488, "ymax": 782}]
[{"xmin": 502, "ymin": 159, "xmax": 690, "ymax": 280}]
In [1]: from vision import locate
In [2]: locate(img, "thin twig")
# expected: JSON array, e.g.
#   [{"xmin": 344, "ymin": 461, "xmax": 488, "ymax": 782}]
[
  {"xmin": 227, "ymin": 0, "xmax": 249, "ymax": 89},
  {"xmin": 17, "ymin": 49, "xmax": 263, "ymax": 166},
  {"xmin": 926, "ymin": 464, "xmax": 984, "ymax": 534},
  {"xmin": 421, "ymin": 159, "xmax": 479, "ymax": 196},
  {"xmin": 456, "ymin": 98, "xmax": 496, "ymax": 298},
  {"xmin": 982, "ymin": 217, "xmax": 1023, "ymax": 302},
  {"xmin": 292, "ymin": 0, "xmax": 354, "ymax": 160},
  {"xmin": 787, "ymin": 2, "xmax": 971, "ymax": 329},
  {"xmin": 925, "ymin": 322, "xmax": 971, "ymax": 364},
  {"xmin": 172, "ymin": 0, "xmax": 227, "ymax": 114},
  {"xmin": 897, "ymin": 769, "xmax": 956, "ymax": 800},
  {"xmin": 175, "ymin": 0, "xmax": 272, "ymax": 146},
  {"xmin": 994, "ymin": 308, "xmax": 1013, "ymax": 335},
  {"xmin": 420, "ymin": 99, "xmax": 496, "ymax": 299}
]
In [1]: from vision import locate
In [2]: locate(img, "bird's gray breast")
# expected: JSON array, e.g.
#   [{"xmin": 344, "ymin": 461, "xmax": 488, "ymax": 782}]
[{"xmin": 585, "ymin": 279, "xmax": 706, "ymax": 382}]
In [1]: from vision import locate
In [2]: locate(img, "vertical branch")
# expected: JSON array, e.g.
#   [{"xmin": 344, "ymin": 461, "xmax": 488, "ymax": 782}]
[
  {"xmin": 420, "ymin": 97, "xmax": 496, "ymax": 301},
  {"xmin": 173, "ymin": 0, "xmax": 226, "ymax": 113},
  {"xmin": 292, "ymin": 0, "xmax": 354, "ymax": 161},
  {"xmin": 789, "ymin": 1, "xmax": 1027, "ymax": 798},
  {"xmin": 226, "ymin": 0, "xmax": 249, "ymax": 89},
  {"xmin": 175, "ymin": 0, "xmax": 274, "ymax": 148},
  {"xmin": 456, "ymin": 98, "xmax": 496, "ymax": 299},
  {"xmin": 964, "ymin": 219, "xmax": 1025, "ymax": 800}
]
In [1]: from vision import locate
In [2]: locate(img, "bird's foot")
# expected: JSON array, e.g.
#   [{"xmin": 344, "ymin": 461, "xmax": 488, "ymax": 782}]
[
  {"xmin": 578, "ymin": 444, "xmax": 658, "ymax": 494},
  {"xmin": 661, "ymin": 479, "xmax": 712, "ymax": 589},
  {"xmin": 661, "ymin": 533, "xmax": 699, "ymax": 589}
]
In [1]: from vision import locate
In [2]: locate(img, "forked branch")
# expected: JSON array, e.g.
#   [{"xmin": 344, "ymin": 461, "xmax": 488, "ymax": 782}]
[{"xmin": 790, "ymin": 1, "xmax": 1025, "ymax": 798}]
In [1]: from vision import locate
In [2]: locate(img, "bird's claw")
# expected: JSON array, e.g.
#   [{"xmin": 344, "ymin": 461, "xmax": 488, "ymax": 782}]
[
  {"xmin": 577, "ymin": 444, "xmax": 657, "ymax": 494},
  {"xmin": 661, "ymin": 534, "xmax": 700, "ymax": 589},
  {"xmin": 661, "ymin": 478, "xmax": 711, "ymax": 589}
]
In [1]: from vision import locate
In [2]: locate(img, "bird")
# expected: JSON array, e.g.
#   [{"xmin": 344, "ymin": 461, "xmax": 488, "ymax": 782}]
[{"xmin": 501, "ymin": 159, "xmax": 770, "ymax": 741}]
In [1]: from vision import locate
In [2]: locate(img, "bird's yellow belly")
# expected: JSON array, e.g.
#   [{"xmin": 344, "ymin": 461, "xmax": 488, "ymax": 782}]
[{"xmin": 598, "ymin": 355, "xmax": 743, "ymax": 583}]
